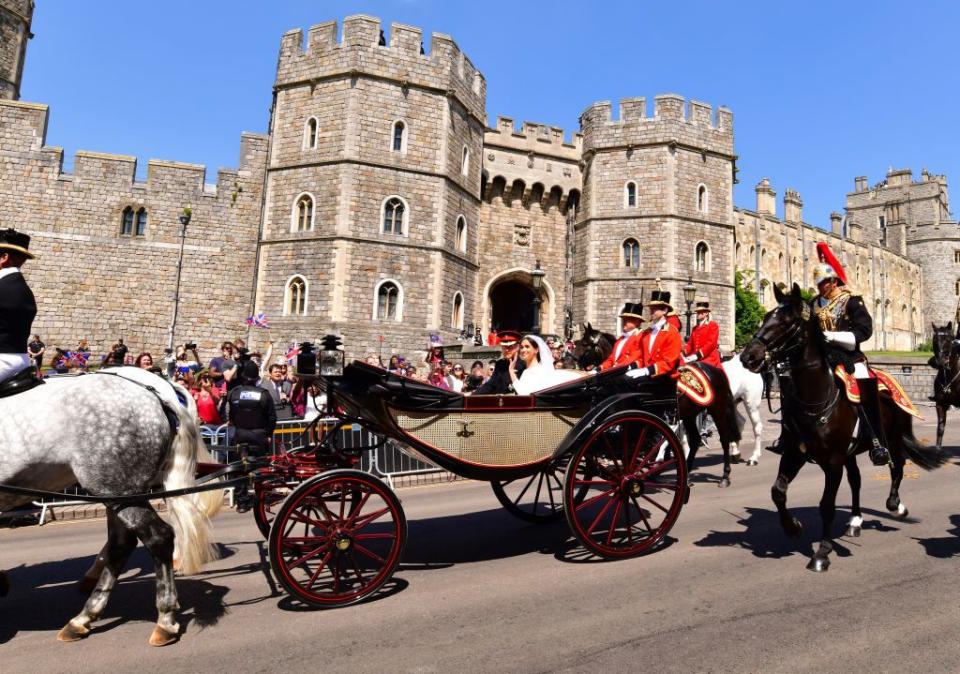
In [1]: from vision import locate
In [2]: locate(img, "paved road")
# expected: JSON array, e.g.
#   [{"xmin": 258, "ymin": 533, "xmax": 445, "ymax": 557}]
[{"xmin": 2, "ymin": 405, "xmax": 959, "ymax": 673}]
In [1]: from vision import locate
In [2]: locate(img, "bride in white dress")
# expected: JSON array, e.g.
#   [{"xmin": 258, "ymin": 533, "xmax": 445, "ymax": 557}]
[{"xmin": 510, "ymin": 335, "xmax": 585, "ymax": 395}]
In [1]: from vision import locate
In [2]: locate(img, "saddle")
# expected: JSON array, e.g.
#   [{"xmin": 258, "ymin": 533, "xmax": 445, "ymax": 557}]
[
  {"xmin": 0, "ymin": 366, "xmax": 44, "ymax": 399},
  {"xmin": 833, "ymin": 366, "xmax": 923, "ymax": 419}
]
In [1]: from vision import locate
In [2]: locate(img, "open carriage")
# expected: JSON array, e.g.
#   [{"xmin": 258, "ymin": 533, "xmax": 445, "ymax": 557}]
[{"xmin": 254, "ymin": 360, "xmax": 689, "ymax": 608}]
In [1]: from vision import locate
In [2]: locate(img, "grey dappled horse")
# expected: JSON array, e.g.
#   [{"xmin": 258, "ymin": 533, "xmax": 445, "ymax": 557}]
[{"xmin": 0, "ymin": 367, "xmax": 221, "ymax": 646}]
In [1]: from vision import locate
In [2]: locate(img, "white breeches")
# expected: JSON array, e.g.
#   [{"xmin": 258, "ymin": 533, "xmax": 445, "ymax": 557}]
[
  {"xmin": 0, "ymin": 353, "xmax": 32, "ymax": 381},
  {"xmin": 853, "ymin": 361, "xmax": 869, "ymax": 378}
]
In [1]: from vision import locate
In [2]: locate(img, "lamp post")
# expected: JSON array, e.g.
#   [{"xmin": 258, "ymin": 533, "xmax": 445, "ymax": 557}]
[
  {"xmin": 167, "ymin": 208, "xmax": 192, "ymax": 353},
  {"xmin": 682, "ymin": 276, "xmax": 697, "ymax": 340},
  {"xmin": 530, "ymin": 260, "xmax": 546, "ymax": 335}
]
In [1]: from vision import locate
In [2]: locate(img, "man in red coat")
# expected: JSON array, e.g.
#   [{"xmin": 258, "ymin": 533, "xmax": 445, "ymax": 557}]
[
  {"xmin": 599, "ymin": 302, "xmax": 645, "ymax": 370},
  {"xmin": 683, "ymin": 301, "xmax": 721, "ymax": 368},
  {"xmin": 627, "ymin": 291, "xmax": 682, "ymax": 381}
]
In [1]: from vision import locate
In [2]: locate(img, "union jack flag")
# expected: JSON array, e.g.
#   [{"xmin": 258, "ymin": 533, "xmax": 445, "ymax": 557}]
[
  {"xmin": 65, "ymin": 350, "xmax": 90, "ymax": 365},
  {"xmin": 246, "ymin": 313, "xmax": 270, "ymax": 329},
  {"xmin": 284, "ymin": 344, "xmax": 301, "ymax": 363}
]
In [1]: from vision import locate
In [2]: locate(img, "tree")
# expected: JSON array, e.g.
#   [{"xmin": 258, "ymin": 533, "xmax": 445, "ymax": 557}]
[{"xmin": 735, "ymin": 269, "xmax": 766, "ymax": 349}]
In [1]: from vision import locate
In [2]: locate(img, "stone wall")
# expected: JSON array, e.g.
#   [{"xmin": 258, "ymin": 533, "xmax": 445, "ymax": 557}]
[
  {"xmin": 0, "ymin": 0, "xmax": 31, "ymax": 100},
  {"xmin": 0, "ymin": 99, "xmax": 266, "ymax": 358}
]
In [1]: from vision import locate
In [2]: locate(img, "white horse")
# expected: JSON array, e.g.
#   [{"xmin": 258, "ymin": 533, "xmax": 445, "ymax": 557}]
[
  {"xmin": 0, "ymin": 367, "xmax": 222, "ymax": 646},
  {"xmin": 722, "ymin": 357, "xmax": 765, "ymax": 466}
]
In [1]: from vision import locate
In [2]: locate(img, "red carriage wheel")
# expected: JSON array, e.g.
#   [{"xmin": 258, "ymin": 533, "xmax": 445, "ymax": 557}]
[
  {"xmin": 492, "ymin": 461, "xmax": 588, "ymax": 523},
  {"xmin": 564, "ymin": 410, "xmax": 687, "ymax": 558},
  {"xmin": 268, "ymin": 469, "xmax": 407, "ymax": 608},
  {"xmin": 253, "ymin": 479, "xmax": 291, "ymax": 539}
]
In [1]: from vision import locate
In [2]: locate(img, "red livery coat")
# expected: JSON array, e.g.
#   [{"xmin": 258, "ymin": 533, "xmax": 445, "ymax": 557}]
[
  {"xmin": 599, "ymin": 331, "xmax": 644, "ymax": 370},
  {"xmin": 638, "ymin": 321, "xmax": 682, "ymax": 377},
  {"xmin": 684, "ymin": 320, "xmax": 721, "ymax": 368}
]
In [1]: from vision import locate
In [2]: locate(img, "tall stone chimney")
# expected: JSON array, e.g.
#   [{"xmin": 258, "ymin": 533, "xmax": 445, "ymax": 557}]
[
  {"xmin": 755, "ymin": 178, "xmax": 776, "ymax": 215},
  {"xmin": 830, "ymin": 212, "xmax": 842, "ymax": 235},
  {"xmin": 783, "ymin": 188, "xmax": 802, "ymax": 223}
]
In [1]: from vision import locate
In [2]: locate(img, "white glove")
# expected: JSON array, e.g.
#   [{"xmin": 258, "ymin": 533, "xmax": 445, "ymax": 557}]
[
  {"xmin": 682, "ymin": 354, "xmax": 698, "ymax": 364},
  {"xmin": 626, "ymin": 366, "xmax": 650, "ymax": 379},
  {"xmin": 823, "ymin": 331, "xmax": 856, "ymax": 351}
]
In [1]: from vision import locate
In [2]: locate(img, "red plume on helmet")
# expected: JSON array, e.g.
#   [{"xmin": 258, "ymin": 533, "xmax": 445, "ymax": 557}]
[{"xmin": 816, "ymin": 242, "xmax": 848, "ymax": 285}]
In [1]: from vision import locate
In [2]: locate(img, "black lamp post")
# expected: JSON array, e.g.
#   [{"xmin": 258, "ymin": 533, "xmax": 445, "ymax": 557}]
[
  {"xmin": 530, "ymin": 260, "xmax": 546, "ymax": 335},
  {"xmin": 167, "ymin": 208, "xmax": 192, "ymax": 354},
  {"xmin": 683, "ymin": 277, "xmax": 697, "ymax": 340}
]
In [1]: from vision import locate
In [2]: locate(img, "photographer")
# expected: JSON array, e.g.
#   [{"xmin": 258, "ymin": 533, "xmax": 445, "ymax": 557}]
[
  {"xmin": 175, "ymin": 342, "xmax": 202, "ymax": 376},
  {"xmin": 102, "ymin": 338, "xmax": 128, "ymax": 367}
]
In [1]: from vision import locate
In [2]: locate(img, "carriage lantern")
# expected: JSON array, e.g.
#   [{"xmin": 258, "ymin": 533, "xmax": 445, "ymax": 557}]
[
  {"xmin": 319, "ymin": 334, "xmax": 345, "ymax": 377},
  {"xmin": 683, "ymin": 277, "xmax": 697, "ymax": 340},
  {"xmin": 530, "ymin": 261, "xmax": 546, "ymax": 335},
  {"xmin": 294, "ymin": 341, "xmax": 318, "ymax": 379}
]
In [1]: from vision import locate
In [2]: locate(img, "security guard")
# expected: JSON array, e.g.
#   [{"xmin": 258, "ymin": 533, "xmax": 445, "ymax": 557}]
[
  {"xmin": 226, "ymin": 360, "xmax": 276, "ymax": 511},
  {"xmin": 0, "ymin": 228, "xmax": 37, "ymax": 383}
]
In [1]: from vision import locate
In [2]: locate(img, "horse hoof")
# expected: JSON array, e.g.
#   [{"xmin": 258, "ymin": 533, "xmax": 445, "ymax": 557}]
[
  {"xmin": 845, "ymin": 526, "xmax": 861, "ymax": 538},
  {"xmin": 718, "ymin": 478, "xmax": 731, "ymax": 488},
  {"xmin": 57, "ymin": 621, "xmax": 90, "ymax": 642},
  {"xmin": 806, "ymin": 556, "xmax": 830, "ymax": 572},
  {"xmin": 148, "ymin": 625, "xmax": 179, "ymax": 647},
  {"xmin": 746, "ymin": 460, "xmax": 758, "ymax": 467},
  {"xmin": 894, "ymin": 505, "xmax": 909, "ymax": 520},
  {"xmin": 786, "ymin": 518, "xmax": 803, "ymax": 539}
]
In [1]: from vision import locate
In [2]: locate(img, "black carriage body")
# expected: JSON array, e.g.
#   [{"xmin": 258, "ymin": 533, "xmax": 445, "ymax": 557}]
[{"xmin": 327, "ymin": 362, "xmax": 678, "ymax": 481}]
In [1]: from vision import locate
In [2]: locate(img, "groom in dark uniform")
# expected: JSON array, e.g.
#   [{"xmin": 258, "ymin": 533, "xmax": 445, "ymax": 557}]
[
  {"xmin": 473, "ymin": 329, "xmax": 524, "ymax": 394},
  {"xmin": 0, "ymin": 228, "xmax": 38, "ymax": 383}
]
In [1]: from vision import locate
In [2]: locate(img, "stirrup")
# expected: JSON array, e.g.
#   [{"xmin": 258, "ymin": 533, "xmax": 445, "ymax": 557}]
[{"xmin": 869, "ymin": 444, "xmax": 891, "ymax": 466}]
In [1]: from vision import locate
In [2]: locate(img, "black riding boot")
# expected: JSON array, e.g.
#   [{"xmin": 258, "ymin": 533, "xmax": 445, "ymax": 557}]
[{"xmin": 858, "ymin": 378, "xmax": 891, "ymax": 466}]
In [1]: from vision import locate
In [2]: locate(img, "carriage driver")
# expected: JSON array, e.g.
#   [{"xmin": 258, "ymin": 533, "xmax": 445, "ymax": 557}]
[
  {"xmin": 627, "ymin": 290, "xmax": 682, "ymax": 381},
  {"xmin": 598, "ymin": 303, "xmax": 645, "ymax": 370},
  {"xmin": 0, "ymin": 228, "xmax": 38, "ymax": 383},
  {"xmin": 682, "ymin": 301, "xmax": 721, "ymax": 367},
  {"xmin": 810, "ymin": 243, "xmax": 889, "ymax": 466}
]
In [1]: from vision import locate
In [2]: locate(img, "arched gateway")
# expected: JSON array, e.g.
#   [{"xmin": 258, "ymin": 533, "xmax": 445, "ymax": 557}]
[{"xmin": 481, "ymin": 268, "xmax": 555, "ymax": 335}]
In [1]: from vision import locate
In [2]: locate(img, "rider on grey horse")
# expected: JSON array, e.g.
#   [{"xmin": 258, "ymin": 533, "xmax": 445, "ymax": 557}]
[{"xmin": 0, "ymin": 228, "xmax": 37, "ymax": 383}]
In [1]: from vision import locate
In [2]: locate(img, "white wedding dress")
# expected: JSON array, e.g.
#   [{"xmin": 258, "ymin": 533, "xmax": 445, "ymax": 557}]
[{"xmin": 513, "ymin": 335, "xmax": 585, "ymax": 395}]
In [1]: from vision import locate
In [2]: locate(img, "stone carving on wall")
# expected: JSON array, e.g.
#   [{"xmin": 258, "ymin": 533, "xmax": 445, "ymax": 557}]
[{"xmin": 514, "ymin": 224, "xmax": 530, "ymax": 246}]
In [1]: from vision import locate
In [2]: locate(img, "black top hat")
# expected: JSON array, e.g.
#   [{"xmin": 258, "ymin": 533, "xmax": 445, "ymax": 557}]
[
  {"xmin": 498, "ymin": 329, "xmax": 522, "ymax": 346},
  {"xmin": 647, "ymin": 290, "xmax": 672, "ymax": 311},
  {"xmin": 695, "ymin": 300, "xmax": 711, "ymax": 312},
  {"xmin": 0, "ymin": 228, "xmax": 34, "ymax": 259},
  {"xmin": 619, "ymin": 303, "xmax": 646, "ymax": 321}
]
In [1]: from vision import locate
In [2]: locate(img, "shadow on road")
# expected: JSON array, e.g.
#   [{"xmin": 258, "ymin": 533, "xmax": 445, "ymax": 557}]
[{"xmin": 913, "ymin": 514, "xmax": 960, "ymax": 558}]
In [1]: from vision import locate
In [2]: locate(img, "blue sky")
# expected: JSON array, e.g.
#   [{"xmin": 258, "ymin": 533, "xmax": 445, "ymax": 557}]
[{"xmin": 22, "ymin": 1, "xmax": 960, "ymax": 228}]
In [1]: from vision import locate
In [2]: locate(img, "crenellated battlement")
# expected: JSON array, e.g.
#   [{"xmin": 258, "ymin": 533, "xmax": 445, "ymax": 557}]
[
  {"xmin": 484, "ymin": 115, "xmax": 582, "ymax": 156},
  {"xmin": 579, "ymin": 95, "xmax": 733, "ymax": 156},
  {"xmin": 276, "ymin": 16, "xmax": 486, "ymax": 121}
]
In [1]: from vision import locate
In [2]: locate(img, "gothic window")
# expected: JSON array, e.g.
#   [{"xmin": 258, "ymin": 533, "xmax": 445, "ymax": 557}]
[
  {"xmin": 622, "ymin": 238, "xmax": 640, "ymax": 268},
  {"xmin": 392, "ymin": 120, "xmax": 406, "ymax": 153},
  {"xmin": 956, "ymin": 279, "xmax": 960, "ymax": 297},
  {"xmin": 304, "ymin": 117, "xmax": 318, "ymax": 149},
  {"xmin": 374, "ymin": 280, "xmax": 402, "ymax": 321},
  {"xmin": 697, "ymin": 184, "xmax": 708, "ymax": 213},
  {"xmin": 451, "ymin": 292, "xmax": 464, "ymax": 329},
  {"xmin": 121, "ymin": 207, "xmax": 134, "ymax": 236},
  {"xmin": 735, "ymin": 242, "xmax": 741, "ymax": 264},
  {"xmin": 879, "ymin": 215, "xmax": 886, "ymax": 244},
  {"xmin": 624, "ymin": 181, "xmax": 637, "ymax": 208},
  {"xmin": 135, "ymin": 208, "xmax": 148, "ymax": 236},
  {"xmin": 461, "ymin": 146, "xmax": 470, "ymax": 176},
  {"xmin": 455, "ymin": 215, "xmax": 467, "ymax": 252},
  {"xmin": 778, "ymin": 252, "xmax": 784, "ymax": 274},
  {"xmin": 954, "ymin": 250, "xmax": 960, "ymax": 264},
  {"xmin": 695, "ymin": 241, "xmax": 710, "ymax": 272},
  {"xmin": 285, "ymin": 275, "xmax": 307, "ymax": 316},
  {"xmin": 293, "ymin": 194, "xmax": 315, "ymax": 232},
  {"xmin": 382, "ymin": 196, "xmax": 407, "ymax": 235}
]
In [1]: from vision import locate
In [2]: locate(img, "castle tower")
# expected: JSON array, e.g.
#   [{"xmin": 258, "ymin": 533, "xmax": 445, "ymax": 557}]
[
  {"xmin": 577, "ymin": 95, "xmax": 736, "ymax": 346},
  {"xmin": 0, "ymin": 0, "xmax": 33, "ymax": 100},
  {"xmin": 254, "ymin": 16, "xmax": 487, "ymax": 358}
]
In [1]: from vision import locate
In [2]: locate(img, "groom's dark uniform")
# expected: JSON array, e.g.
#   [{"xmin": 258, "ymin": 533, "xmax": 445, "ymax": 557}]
[
  {"xmin": 474, "ymin": 330, "xmax": 525, "ymax": 394},
  {"xmin": 0, "ymin": 229, "xmax": 37, "ymax": 382}
]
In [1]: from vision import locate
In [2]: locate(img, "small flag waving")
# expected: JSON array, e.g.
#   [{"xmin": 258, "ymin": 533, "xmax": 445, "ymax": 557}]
[
  {"xmin": 284, "ymin": 344, "xmax": 301, "ymax": 363},
  {"xmin": 246, "ymin": 313, "xmax": 270, "ymax": 329}
]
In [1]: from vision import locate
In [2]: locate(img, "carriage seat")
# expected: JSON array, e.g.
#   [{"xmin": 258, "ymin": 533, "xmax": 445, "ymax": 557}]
[{"xmin": 0, "ymin": 366, "xmax": 44, "ymax": 399}]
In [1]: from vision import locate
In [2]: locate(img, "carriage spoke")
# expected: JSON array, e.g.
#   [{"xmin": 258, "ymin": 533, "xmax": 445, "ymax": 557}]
[
  {"xmin": 287, "ymin": 542, "xmax": 331, "ymax": 569},
  {"xmin": 637, "ymin": 458, "xmax": 676, "ymax": 480},
  {"xmin": 287, "ymin": 511, "xmax": 331, "ymax": 531},
  {"xmin": 635, "ymin": 432, "xmax": 665, "ymax": 471},
  {"xmin": 640, "ymin": 493, "xmax": 670, "ymax": 515},
  {"xmin": 531, "ymin": 471, "xmax": 545, "ymax": 510},
  {"xmin": 512, "ymin": 473, "xmax": 537, "ymax": 504},
  {"xmin": 628, "ymin": 428, "xmax": 650, "ymax": 469},
  {"xmin": 349, "ymin": 506, "xmax": 391, "ymax": 530},
  {"xmin": 575, "ymin": 487, "xmax": 617, "ymax": 512},
  {"xmin": 353, "ymin": 542, "xmax": 387, "ymax": 565},
  {"xmin": 574, "ymin": 478, "xmax": 615, "ymax": 487},
  {"xmin": 343, "ymin": 491, "xmax": 372, "ymax": 528},
  {"xmin": 354, "ymin": 532, "xmax": 397, "ymax": 541},
  {"xmin": 605, "ymin": 499, "xmax": 624, "ymax": 545},
  {"xmin": 645, "ymin": 481, "xmax": 678, "ymax": 491},
  {"xmin": 586, "ymin": 493, "xmax": 618, "ymax": 535},
  {"xmin": 546, "ymin": 470, "xmax": 558, "ymax": 511},
  {"xmin": 306, "ymin": 550, "xmax": 334, "ymax": 588},
  {"xmin": 630, "ymin": 495, "xmax": 654, "ymax": 533}
]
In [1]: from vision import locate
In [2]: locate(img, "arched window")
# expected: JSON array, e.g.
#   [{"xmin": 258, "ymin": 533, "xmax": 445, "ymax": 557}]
[
  {"xmin": 697, "ymin": 184, "xmax": 708, "ymax": 213},
  {"xmin": 392, "ymin": 120, "xmax": 406, "ymax": 153},
  {"xmin": 135, "ymin": 207, "xmax": 147, "ymax": 236},
  {"xmin": 451, "ymin": 292, "xmax": 464, "ymax": 329},
  {"xmin": 461, "ymin": 146, "xmax": 470, "ymax": 176},
  {"xmin": 622, "ymin": 238, "xmax": 640, "ymax": 268},
  {"xmin": 955, "ymin": 279, "xmax": 960, "ymax": 297},
  {"xmin": 304, "ymin": 117, "xmax": 318, "ymax": 149},
  {"xmin": 624, "ymin": 181, "xmax": 637, "ymax": 208},
  {"xmin": 285, "ymin": 275, "xmax": 307, "ymax": 316},
  {"xmin": 293, "ymin": 193, "xmax": 314, "ymax": 232},
  {"xmin": 382, "ymin": 196, "xmax": 407, "ymax": 235},
  {"xmin": 778, "ymin": 252, "xmax": 785, "ymax": 273},
  {"xmin": 374, "ymin": 280, "xmax": 402, "ymax": 321},
  {"xmin": 121, "ymin": 207, "xmax": 134, "ymax": 236},
  {"xmin": 735, "ymin": 242, "xmax": 741, "ymax": 263},
  {"xmin": 455, "ymin": 215, "xmax": 467, "ymax": 252},
  {"xmin": 695, "ymin": 241, "xmax": 710, "ymax": 272}
]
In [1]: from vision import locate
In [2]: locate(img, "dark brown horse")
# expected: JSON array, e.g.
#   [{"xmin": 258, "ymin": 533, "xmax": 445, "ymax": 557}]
[
  {"xmin": 929, "ymin": 322, "xmax": 960, "ymax": 449},
  {"xmin": 573, "ymin": 325, "xmax": 742, "ymax": 488},
  {"xmin": 740, "ymin": 283, "xmax": 948, "ymax": 572}
]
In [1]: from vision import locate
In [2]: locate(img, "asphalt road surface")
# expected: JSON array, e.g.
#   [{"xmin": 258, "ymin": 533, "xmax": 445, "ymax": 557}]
[{"xmin": 2, "ymin": 405, "xmax": 960, "ymax": 673}]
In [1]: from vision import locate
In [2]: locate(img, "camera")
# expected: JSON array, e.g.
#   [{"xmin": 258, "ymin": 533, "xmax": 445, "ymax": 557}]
[
  {"xmin": 185, "ymin": 342, "xmax": 197, "ymax": 350},
  {"xmin": 235, "ymin": 346, "xmax": 251, "ymax": 363}
]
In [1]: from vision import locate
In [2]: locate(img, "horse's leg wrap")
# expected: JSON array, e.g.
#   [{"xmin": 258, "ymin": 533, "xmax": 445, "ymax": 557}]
[
  {"xmin": 59, "ymin": 510, "xmax": 138, "ymax": 642},
  {"xmin": 845, "ymin": 456, "xmax": 863, "ymax": 536},
  {"xmin": 886, "ymin": 456, "xmax": 908, "ymax": 517}
]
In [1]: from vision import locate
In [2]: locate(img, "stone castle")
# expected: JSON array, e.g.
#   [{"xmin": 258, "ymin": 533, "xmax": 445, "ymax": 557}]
[{"xmin": 1, "ymin": 9, "xmax": 956, "ymax": 359}]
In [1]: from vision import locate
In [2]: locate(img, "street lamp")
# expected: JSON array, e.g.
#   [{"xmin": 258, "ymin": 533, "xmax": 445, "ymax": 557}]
[
  {"xmin": 530, "ymin": 260, "xmax": 546, "ymax": 335},
  {"xmin": 167, "ymin": 208, "xmax": 192, "ymax": 355},
  {"xmin": 682, "ymin": 276, "xmax": 697, "ymax": 340}
]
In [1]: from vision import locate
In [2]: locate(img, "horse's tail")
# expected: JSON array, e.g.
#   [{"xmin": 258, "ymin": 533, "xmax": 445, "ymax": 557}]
[
  {"xmin": 161, "ymin": 383, "xmax": 222, "ymax": 575},
  {"xmin": 897, "ymin": 414, "xmax": 949, "ymax": 470}
]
